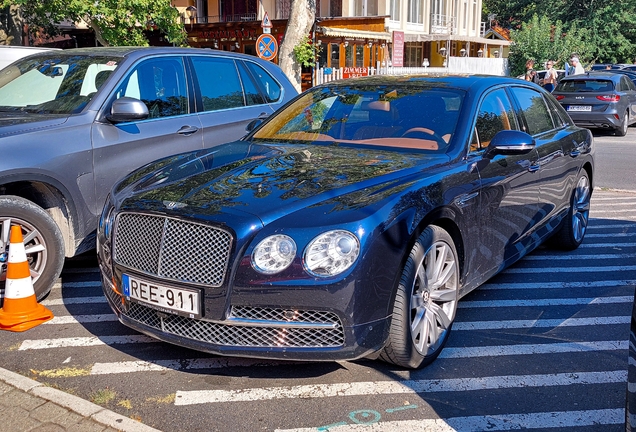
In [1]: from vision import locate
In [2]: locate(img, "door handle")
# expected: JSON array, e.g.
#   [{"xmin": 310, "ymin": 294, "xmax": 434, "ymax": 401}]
[{"xmin": 177, "ymin": 125, "xmax": 199, "ymax": 136}]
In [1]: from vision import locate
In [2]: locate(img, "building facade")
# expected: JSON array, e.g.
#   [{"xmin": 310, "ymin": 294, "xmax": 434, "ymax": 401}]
[{"xmin": 174, "ymin": 0, "xmax": 509, "ymax": 71}]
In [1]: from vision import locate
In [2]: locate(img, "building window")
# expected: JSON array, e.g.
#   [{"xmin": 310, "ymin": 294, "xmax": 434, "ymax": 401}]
[
  {"xmin": 408, "ymin": 0, "xmax": 423, "ymax": 23},
  {"xmin": 354, "ymin": 0, "xmax": 378, "ymax": 16},
  {"xmin": 404, "ymin": 45, "xmax": 422, "ymax": 66},
  {"xmin": 275, "ymin": 0, "xmax": 291, "ymax": 19},
  {"xmin": 472, "ymin": 0, "xmax": 477, "ymax": 31},
  {"xmin": 462, "ymin": 0, "xmax": 468, "ymax": 30},
  {"xmin": 390, "ymin": 0, "xmax": 401, "ymax": 20},
  {"xmin": 330, "ymin": 0, "xmax": 342, "ymax": 16}
]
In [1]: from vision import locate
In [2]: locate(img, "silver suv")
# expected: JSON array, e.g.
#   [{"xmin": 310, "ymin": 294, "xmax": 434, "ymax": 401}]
[{"xmin": 0, "ymin": 47, "xmax": 297, "ymax": 300}]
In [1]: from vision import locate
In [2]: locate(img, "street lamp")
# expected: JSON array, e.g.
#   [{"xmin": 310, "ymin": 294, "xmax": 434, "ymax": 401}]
[
  {"xmin": 422, "ymin": 58, "xmax": 429, "ymax": 68},
  {"xmin": 439, "ymin": 46, "xmax": 447, "ymax": 57},
  {"xmin": 477, "ymin": 48, "xmax": 483, "ymax": 57},
  {"xmin": 460, "ymin": 48, "xmax": 466, "ymax": 57},
  {"xmin": 186, "ymin": 6, "xmax": 197, "ymax": 30}
]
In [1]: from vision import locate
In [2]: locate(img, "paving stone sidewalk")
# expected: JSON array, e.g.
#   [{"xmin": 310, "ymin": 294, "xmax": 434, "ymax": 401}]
[{"xmin": 0, "ymin": 367, "xmax": 161, "ymax": 432}]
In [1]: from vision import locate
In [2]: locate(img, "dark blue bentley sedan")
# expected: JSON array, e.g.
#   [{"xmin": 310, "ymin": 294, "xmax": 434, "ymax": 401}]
[{"xmin": 97, "ymin": 75, "xmax": 594, "ymax": 369}]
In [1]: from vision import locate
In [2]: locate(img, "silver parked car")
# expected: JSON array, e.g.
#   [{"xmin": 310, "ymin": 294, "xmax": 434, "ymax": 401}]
[
  {"xmin": 0, "ymin": 47, "xmax": 297, "ymax": 300},
  {"xmin": 552, "ymin": 71, "xmax": 636, "ymax": 136}
]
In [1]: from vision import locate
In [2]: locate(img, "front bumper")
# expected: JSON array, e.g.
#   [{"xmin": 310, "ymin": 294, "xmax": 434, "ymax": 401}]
[{"xmin": 101, "ymin": 272, "xmax": 389, "ymax": 362}]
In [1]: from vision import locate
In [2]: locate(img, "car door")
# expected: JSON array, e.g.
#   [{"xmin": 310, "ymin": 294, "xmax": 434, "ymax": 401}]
[
  {"xmin": 507, "ymin": 86, "xmax": 572, "ymax": 231},
  {"xmin": 620, "ymin": 76, "xmax": 636, "ymax": 119},
  {"xmin": 189, "ymin": 55, "xmax": 281, "ymax": 148},
  {"xmin": 469, "ymin": 88, "xmax": 542, "ymax": 272},
  {"xmin": 90, "ymin": 55, "xmax": 204, "ymax": 215}
]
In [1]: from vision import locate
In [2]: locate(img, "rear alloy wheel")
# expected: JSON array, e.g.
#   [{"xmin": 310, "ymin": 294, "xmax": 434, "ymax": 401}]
[
  {"xmin": 380, "ymin": 226, "xmax": 459, "ymax": 369},
  {"xmin": 0, "ymin": 196, "xmax": 65, "ymax": 302},
  {"xmin": 550, "ymin": 171, "xmax": 591, "ymax": 250},
  {"xmin": 616, "ymin": 111, "xmax": 629, "ymax": 136}
]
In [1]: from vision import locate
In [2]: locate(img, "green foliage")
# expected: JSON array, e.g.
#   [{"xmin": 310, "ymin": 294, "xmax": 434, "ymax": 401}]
[
  {"xmin": 509, "ymin": 15, "xmax": 590, "ymax": 77},
  {"xmin": 485, "ymin": 0, "xmax": 636, "ymax": 65},
  {"xmin": 2, "ymin": 0, "xmax": 187, "ymax": 47},
  {"xmin": 292, "ymin": 35, "xmax": 320, "ymax": 67}
]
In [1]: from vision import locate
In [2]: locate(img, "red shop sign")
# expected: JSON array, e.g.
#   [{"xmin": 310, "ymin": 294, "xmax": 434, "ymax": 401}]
[{"xmin": 342, "ymin": 67, "xmax": 369, "ymax": 78}]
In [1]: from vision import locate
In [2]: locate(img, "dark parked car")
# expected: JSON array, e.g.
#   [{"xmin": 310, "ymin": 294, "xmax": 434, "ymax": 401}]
[
  {"xmin": 0, "ymin": 47, "xmax": 297, "ymax": 300},
  {"xmin": 552, "ymin": 72, "xmax": 636, "ymax": 136},
  {"xmin": 98, "ymin": 75, "xmax": 594, "ymax": 369}
]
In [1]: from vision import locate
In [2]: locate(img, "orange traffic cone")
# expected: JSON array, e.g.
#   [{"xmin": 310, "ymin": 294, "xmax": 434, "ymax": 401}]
[{"xmin": 0, "ymin": 225, "xmax": 53, "ymax": 331}]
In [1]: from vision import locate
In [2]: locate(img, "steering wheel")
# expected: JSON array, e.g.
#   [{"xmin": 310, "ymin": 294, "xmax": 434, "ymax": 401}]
[{"xmin": 400, "ymin": 127, "xmax": 447, "ymax": 148}]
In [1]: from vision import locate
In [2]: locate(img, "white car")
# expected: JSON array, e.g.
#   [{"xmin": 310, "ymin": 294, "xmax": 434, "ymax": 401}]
[{"xmin": 0, "ymin": 46, "xmax": 58, "ymax": 70}]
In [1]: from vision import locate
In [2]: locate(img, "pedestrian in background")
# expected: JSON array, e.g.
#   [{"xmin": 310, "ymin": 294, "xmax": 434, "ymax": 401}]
[
  {"xmin": 543, "ymin": 60, "xmax": 558, "ymax": 92},
  {"xmin": 569, "ymin": 57, "xmax": 585, "ymax": 75},
  {"xmin": 525, "ymin": 59, "xmax": 539, "ymax": 84}
]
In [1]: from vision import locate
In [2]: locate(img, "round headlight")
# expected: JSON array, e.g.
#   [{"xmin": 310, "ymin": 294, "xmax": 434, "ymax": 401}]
[
  {"xmin": 304, "ymin": 230, "xmax": 360, "ymax": 277},
  {"xmin": 252, "ymin": 234, "xmax": 297, "ymax": 274}
]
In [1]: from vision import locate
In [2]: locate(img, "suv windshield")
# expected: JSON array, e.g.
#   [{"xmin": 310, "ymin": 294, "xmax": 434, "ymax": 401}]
[
  {"xmin": 252, "ymin": 84, "xmax": 464, "ymax": 152},
  {"xmin": 0, "ymin": 53, "xmax": 122, "ymax": 115}
]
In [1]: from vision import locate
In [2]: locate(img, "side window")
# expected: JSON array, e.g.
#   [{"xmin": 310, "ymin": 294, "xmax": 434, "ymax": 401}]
[
  {"xmin": 114, "ymin": 57, "xmax": 188, "ymax": 119},
  {"xmin": 544, "ymin": 95, "xmax": 569, "ymax": 127},
  {"xmin": 191, "ymin": 56, "xmax": 245, "ymax": 111},
  {"xmin": 509, "ymin": 87, "xmax": 555, "ymax": 136},
  {"xmin": 626, "ymin": 78, "xmax": 636, "ymax": 91},
  {"xmin": 470, "ymin": 89, "xmax": 517, "ymax": 152},
  {"xmin": 244, "ymin": 61, "xmax": 282, "ymax": 103},
  {"xmin": 237, "ymin": 61, "xmax": 266, "ymax": 106}
]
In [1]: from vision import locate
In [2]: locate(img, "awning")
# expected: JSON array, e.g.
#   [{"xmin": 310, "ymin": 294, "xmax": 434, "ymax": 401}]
[
  {"xmin": 317, "ymin": 26, "xmax": 392, "ymax": 41},
  {"xmin": 403, "ymin": 32, "xmax": 512, "ymax": 46}
]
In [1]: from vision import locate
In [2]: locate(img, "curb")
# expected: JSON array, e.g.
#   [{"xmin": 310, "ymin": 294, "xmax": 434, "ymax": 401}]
[{"xmin": 0, "ymin": 366, "xmax": 161, "ymax": 432}]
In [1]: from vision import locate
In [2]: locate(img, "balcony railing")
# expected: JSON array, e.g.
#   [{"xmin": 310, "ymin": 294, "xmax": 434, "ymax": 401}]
[
  {"xmin": 182, "ymin": 13, "xmax": 258, "ymax": 24},
  {"xmin": 430, "ymin": 14, "xmax": 456, "ymax": 35}
]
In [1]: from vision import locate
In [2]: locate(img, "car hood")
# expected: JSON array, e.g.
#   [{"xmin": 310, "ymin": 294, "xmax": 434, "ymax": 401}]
[
  {"xmin": 0, "ymin": 112, "xmax": 69, "ymax": 137},
  {"xmin": 114, "ymin": 140, "xmax": 449, "ymax": 226}
]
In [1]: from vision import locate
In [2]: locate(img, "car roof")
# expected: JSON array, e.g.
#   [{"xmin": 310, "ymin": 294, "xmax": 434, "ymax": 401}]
[
  {"xmin": 15, "ymin": 46, "xmax": 262, "ymax": 63},
  {"xmin": 316, "ymin": 74, "xmax": 531, "ymax": 93}
]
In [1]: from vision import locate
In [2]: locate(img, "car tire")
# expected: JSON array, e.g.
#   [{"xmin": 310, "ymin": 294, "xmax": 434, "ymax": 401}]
[
  {"xmin": 616, "ymin": 111, "xmax": 629, "ymax": 136},
  {"xmin": 0, "ymin": 195, "xmax": 65, "ymax": 302},
  {"xmin": 549, "ymin": 170, "xmax": 591, "ymax": 250},
  {"xmin": 380, "ymin": 225, "xmax": 459, "ymax": 369}
]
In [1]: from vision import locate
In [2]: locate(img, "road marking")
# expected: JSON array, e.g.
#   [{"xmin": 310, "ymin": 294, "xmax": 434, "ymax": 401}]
[
  {"xmin": 459, "ymin": 296, "xmax": 633, "ymax": 307},
  {"xmin": 42, "ymin": 296, "xmax": 106, "ymax": 305},
  {"xmin": 275, "ymin": 409, "xmax": 623, "ymax": 431},
  {"xmin": 586, "ymin": 233, "xmax": 636, "ymax": 237},
  {"xmin": 522, "ymin": 253, "xmax": 636, "ymax": 260},
  {"xmin": 44, "ymin": 314, "xmax": 118, "ymax": 324},
  {"xmin": 18, "ymin": 335, "xmax": 157, "ymax": 350},
  {"xmin": 174, "ymin": 370, "xmax": 625, "ymax": 405},
  {"xmin": 453, "ymin": 316, "xmax": 630, "ymax": 330},
  {"xmin": 439, "ymin": 340, "xmax": 626, "ymax": 358},
  {"xmin": 580, "ymin": 242, "xmax": 636, "ymax": 247},
  {"xmin": 91, "ymin": 357, "xmax": 299, "ymax": 374},
  {"xmin": 61, "ymin": 281, "xmax": 103, "ymax": 288},
  {"xmin": 480, "ymin": 280, "xmax": 636, "ymax": 290},
  {"xmin": 504, "ymin": 265, "xmax": 636, "ymax": 273}
]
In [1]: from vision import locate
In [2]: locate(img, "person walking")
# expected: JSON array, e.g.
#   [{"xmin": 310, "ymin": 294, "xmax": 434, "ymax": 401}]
[
  {"xmin": 569, "ymin": 57, "xmax": 585, "ymax": 75},
  {"xmin": 524, "ymin": 59, "xmax": 539, "ymax": 84},
  {"xmin": 543, "ymin": 60, "xmax": 558, "ymax": 92}
]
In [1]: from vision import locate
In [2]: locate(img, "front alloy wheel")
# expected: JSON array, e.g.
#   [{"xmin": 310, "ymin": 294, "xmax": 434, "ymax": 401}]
[
  {"xmin": 381, "ymin": 226, "xmax": 459, "ymax": 369},
  {"xmin": 0, "ymin": 196, "xmax": 65, "ymax": 301},
  {"xmin": 550, "ymin": 171, "xmax": 591, "ymax": 250}
]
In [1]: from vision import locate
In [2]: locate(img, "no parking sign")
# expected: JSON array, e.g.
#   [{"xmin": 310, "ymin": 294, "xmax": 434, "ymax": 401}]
[{"xmin": 256, "ymin": 34, "xmax": 278, "ymax": 61}]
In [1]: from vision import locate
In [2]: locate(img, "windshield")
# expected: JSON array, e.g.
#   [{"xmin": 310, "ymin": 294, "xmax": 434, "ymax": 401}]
[
  {"xmin": 253, "ymin": 84, "xmax": 465, "ymax": 153},
  {"xmin": 555, "ymin": 79, "xmax": 615, "ymax": 93},
  {"xmin": 0, "ymin": 53, "xmax": 122, "ymax": 115}
]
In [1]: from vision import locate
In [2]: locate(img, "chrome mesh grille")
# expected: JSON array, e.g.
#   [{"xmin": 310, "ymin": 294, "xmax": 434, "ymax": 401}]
[
  {"xmin": 124, "ymin": 303, "xmax": 345, "ymax": 348},
  {"xmin": 113, "ymin": 213, "xmax": 232, "ymax": 286}
]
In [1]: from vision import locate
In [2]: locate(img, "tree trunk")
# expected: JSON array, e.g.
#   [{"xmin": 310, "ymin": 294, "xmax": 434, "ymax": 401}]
[{"xmin": 279, "ymin": 0, "xmax": 315, "ymax": 92}]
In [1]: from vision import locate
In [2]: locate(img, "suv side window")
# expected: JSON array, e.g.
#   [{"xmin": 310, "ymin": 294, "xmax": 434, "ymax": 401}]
[
  {"xmin": 191, "ymin": 56, "xmax": 245, "ymax": 111},
  {"xmin": 470, "ymin": 88, "xmax": 517, "ymax": 152},
  {"xmin": 114, "ymin": 57, "xmax": 188, "ymax": 119},
  {"xmin": 509, "ymin": 87, "xmax": 554, "ymax": 136},
  {"xmin": 244, "ymin": 61, "xmax": 282, "ymax": 103}
]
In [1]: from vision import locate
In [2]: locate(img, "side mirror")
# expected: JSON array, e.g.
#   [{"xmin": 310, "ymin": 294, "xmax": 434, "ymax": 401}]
[
  {"xmin": 107, "ymin": 97, "xmax": 149, "ymax": 123},
  {"xmin": 483, "ymin": 130, "xmax": 535, "ymax": 159},
  {"xmin": 246, "ymin": 118, "xmax": 264, "ymax": 132}
]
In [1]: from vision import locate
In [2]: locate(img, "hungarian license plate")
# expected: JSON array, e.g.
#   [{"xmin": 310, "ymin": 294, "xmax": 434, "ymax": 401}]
[
  {"xmin": 122, "ymin": 274, "xmax": 200, "ymax": 318},
  {"xmin": 567, "ymin": 105, "xmax": 591, "ymax": 112}
]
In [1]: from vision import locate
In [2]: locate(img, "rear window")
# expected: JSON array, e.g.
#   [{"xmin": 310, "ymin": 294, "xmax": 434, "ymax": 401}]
[{"xmin": 555, "ymin": 79, "xmax": 615, "ymax": 92}]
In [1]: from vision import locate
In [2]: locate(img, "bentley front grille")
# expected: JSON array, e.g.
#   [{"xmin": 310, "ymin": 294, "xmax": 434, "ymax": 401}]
[
  {"xmin": 125, "ymin": 302, "xmax": 345, "ymax": 348},
  {"xmin": 113, "ymin": 213, "xmax": 232, "ymax": 287}
]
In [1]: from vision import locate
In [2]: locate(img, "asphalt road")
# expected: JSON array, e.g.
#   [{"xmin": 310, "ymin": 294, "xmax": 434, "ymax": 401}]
[
  {"xmin": 0, "ymin": 128, "xmax": 634, "ymax": 431},
  {"xmin": 592, "ymin": 127, "xmax": 636, "ymax": 190}
]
